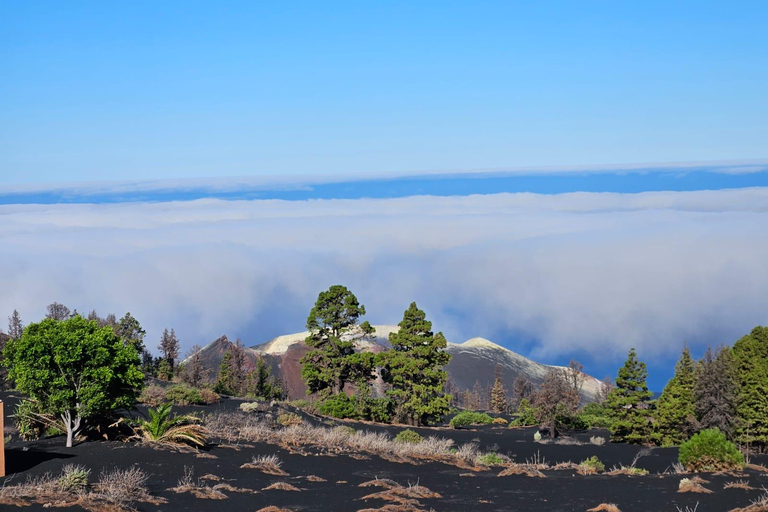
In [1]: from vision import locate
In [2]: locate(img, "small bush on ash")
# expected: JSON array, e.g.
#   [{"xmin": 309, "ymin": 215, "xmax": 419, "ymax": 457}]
[
  {"xmin": 678, "ymin": 428, "xmax": 743, "ymax": 471},
  {"xmin": 318, "ymin": 393, "xmax": 358, "ymax": 419},
  {"xmin": 394, "ymin": 429, "xmax": 423, "ymax": 444},
  {"xmin": 133, "ymin": 404, "xmax": 208, "ymax": 447},
  {"xmin": 449, "ymin": 411, "xmax": 493, "ymax": 428},
  {"xmin": 492, "ymin": 417, "xmax": 508, "ymax": 425},
  {"xmin": 198, "ymin": 388, "xmax": 220, "ymax": 405},
  {"xmin": 277, "ymin": 413, "xmax": 303, "ymax": 427},
  {"xmin": 164, "ymin": 385, "xmax": 203, "ymax": 406},
  {"xmin": 579, "ymin": 455, "xmax": 605, "ymax": 474},
  {"xmin": 477, "ymin": 452, "xmax": 505, "ymax": 466},
  {"xmin": 139, "ymin": 385, "xmax": 167, "ymax": 407},
  {"xmin": 509, "ymin": 399, "xmax": 538, "ymax": 426}
]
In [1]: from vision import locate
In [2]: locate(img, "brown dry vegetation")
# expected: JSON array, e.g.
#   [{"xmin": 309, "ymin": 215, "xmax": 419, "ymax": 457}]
[
  {"xmin": 587, "ymin": 505, "xmax": 622, "ymax": 512},
  {"xmin": 725, "ymin": 480, "xmax": 757, "ymax": 490},
  {"xmin": 262, "ymin": 482, "xmax": 302, "ymax": 492},
  {"xmin": 497, "ymin": 464, "xmax": 546, "ymax": 478},
  {"xmin": 240, "ymin": 454, "xmax": 289, "ymax": 475},
  {"xmin": 678, "ymin": 476, "xmax": 714, "ymax": 494}
]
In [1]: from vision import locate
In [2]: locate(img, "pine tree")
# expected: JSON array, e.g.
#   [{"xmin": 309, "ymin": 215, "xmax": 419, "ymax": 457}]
[
  {"xmin": 8, "ymin": 309, "xmax": 23, "ymax": 340},
  {"xmin": 732, "ymin": 326, "xmax": 768, "ymax": 448},
  {"xmin": 300, "ymin": 285, "xmax": 375, "ymax": 396},
  {"xmin": 247, "ymin": 357, "xmax": 283, "ymax": 400},
  {"xmin": 607, "ymin": 348, "xmax": 654, "ymax": 444},
  {"xmin": 654, "ymin": 346, "xmax": 696, "ymax": 446},
  {"xmin": 45, "ymin": 302, "xmax": 70, "ymax": 321},
  {"xmin": 158, "ymin": 328, "xmax": 180, "ymax": 373},
  {"xmin": 379, "ymin": 302, "xmax": 452, "ymax": 426},
  {"xmin": 214, "ymin": 351, "xmax": 235, "ymax": 395},
  {"xmin": 694, "ymin": 345, "xmax": 738, "ymax": 439},
  {"xmin": 489, "ymin": 364, "xmax": 508, "ymax": 414}
]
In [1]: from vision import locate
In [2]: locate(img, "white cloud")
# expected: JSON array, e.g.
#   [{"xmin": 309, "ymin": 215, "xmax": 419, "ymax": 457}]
[{"xmin": 1, "ymin": 189, "xmax": 767, "ymax": 371}]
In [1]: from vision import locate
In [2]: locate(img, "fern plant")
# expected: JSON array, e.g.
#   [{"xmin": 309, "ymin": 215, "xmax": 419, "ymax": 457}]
[{"xmin": 133, "ymin": 404, "xmax": 208, "ymax": 447}]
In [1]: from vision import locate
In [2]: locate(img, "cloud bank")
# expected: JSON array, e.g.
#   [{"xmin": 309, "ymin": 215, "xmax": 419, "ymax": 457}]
[{"xmin": 2, "ymin": 188, "xmax": 767, "ymax": 379}]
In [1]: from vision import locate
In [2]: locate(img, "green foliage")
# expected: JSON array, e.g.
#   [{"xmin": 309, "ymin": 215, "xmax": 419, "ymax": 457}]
[
  {"xmin": 477, "ymin": 452, "xmax": 505, "ymax": 466},
  {"xmin": 289, "ymin": 399, "xmax": 319, "ymax": 415},
  {"xmin": 379, "ymin": 302, "xmax": 452, "ymax": 426},
  {"xmin": 277, "ymin": 412, "xmax": 303, "ymax": 426},
  {"xmin": 449, "ymin": 411, "xmax": 493, "ymax": 428},
  {"xmin": 318, "ymin": 393, "xmax": 359, "ymax": 419},
  {"xmin": 732, "ymin": 326, "xmax": 768, "ymax": 447},
  {"xmin": 579, "ymin": 455, "xmax": 605, "ymax": 473},
  {"xmin": 394, "ymin": 429, "xmax": 424, "ymax": 444},
  {"xmin": 156, "ymin": 359, "xmax": 173, "ymax": 381},
  {"xmin": 133, "ymin": 404, "xmax": 208, "ymax": 447},
  {"xmin": 300, "ymin": 285, "xmax": 375, "ymax": 396},
  {"xmin": 678, "ymin": 428, "xmax": 744, "ymax": 471},
  {"xmin": 247, "ymin": 357, "xmax": 284, "ymax": 401},
  {"xmin": 165, "ymin": 384, "xmax": 204, "ymax": 406},
  {"xmin": 214, "ymin": 351, "xmax": 236, "ymax": 395},
  {"xmin": 58, "ymin": 464, "xmax": 90, "ymax": 492},
  {"xmin": 578, "ymin": 402, "xmax": 614, "ymax": 429},
  {"xmin": 510, "ymin": 398, "xmax": 538, "ymax": 426},
  {"xmin": 606, "ymin": 348, "xmax": 653, "ymax": 444},
  {"xmin": 654, "ymin": 346, "xmax": 696, "ymax": 446},
  {"xmin": 3, "ymin": 316, "xmax": 143, "ymax": 447},
  {"xmin": 13, "ymin": 399, "xmax": 60, "ymax": 441}
]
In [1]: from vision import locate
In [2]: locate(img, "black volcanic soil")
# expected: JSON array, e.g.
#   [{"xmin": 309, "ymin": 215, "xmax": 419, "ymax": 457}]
[{"xmin": 2, "ymin": 394, "xmax": 766, "ymax": 512}]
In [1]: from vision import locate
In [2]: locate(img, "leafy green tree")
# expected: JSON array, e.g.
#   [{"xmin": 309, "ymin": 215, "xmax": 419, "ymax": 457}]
[
  {"xmin": 607, "ymin": 348, "xmax": 654, "ymax": 444},
  {"xmin": 379, "ymin": 302, "xmax": 452, "ymax": 426},
  {"xmin": 654, "ymin": 346, "xmax": 696, "ymax": 446},
  {"xmin": 3, "ymin": 316, "xmax": 143, "ymax": 447},
  {"xmin": 732, "ymin": 326, "xmax": 768, "ymax": 448},
  {"xmin": 694, "ymin": 345, "xmax": 738, "ymax": 439},
  {"xmin": 300, "ymin": 285, "xmax": 375, "ymax": 396}
]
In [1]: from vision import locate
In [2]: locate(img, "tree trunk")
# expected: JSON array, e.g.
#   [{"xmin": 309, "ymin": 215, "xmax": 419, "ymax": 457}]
[
  {"xmin": 550, "ymin": 417, "xmax": 556, "ymax": 439},
  {"xmin": 62, "ymin": 410, "xmax": 82, "ymax": 448}
]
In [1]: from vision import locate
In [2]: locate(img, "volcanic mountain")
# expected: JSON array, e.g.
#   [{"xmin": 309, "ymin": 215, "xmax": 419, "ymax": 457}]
[{"xmin": 186, "ymin": 325, "xmax": 601, "ymax": 402}]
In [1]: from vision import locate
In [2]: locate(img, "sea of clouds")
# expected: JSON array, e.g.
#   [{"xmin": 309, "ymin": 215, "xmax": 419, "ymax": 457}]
[{"xmin": 2, "ymin": 188, "xmax": 767, "ymax": 374}]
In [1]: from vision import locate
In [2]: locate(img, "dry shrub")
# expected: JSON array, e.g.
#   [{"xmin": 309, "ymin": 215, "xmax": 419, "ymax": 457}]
[
  {"xmin": 200, "ymin": 474, "xmax": 222, "ymax": 482},
  {"xmin": 199, "ymin": 388, "xmax": 220, "ymax": 405},
  {"xmin": 262, "ymin": 482, "xmax": 302, "ymax": 492},
  {"xmin": 553, "ymin": 462, "xmax": 578, "ymax": 471},
  {"xmin": 138, "ymin": 384, "xmax": 166, "ymax": 407},
  {"xmin": 606, "ymin": 466, "xmax": 649, "ymax": 476},
  {"xmin": 169, "ymin": 466, "xmax": 228, "ymax": 500},
  {"xmin": 590, "ymin": 436, "xmax": 606, "ymax": 446},
  {"xmin": 256, "ymin": 507, "xmax": 296, "ymax": 512},
  {"xmin": 498, "ymin": 465, "xmax": 546, "ymax": 478},
  {"xmin": 678, "ymin": 477, "xmax": 714, "ymax": 494},
  {"xmin": 196, "ymin": 452, "xmax": 218, "ymax": 459},
  {"xmin": 359, "ymin": 478, "xmax": 403, "ymax": 489},
  {"xmin": 358, "ymin": 505, "xmax": 430, "ymax": 512},
  {"xmin": 240, "ymin": 454, "xmax": 288, "ymax": 476},
  {"xmin": 746, "ymin": 464, "xmax": 768, "ymax": 473},
  {"xmin": 729, "ymin": 491, "xmax": 768, "ymax": 512},
  {"xmin": 93, "ymin": 466, "xmax": 161, "ymax": 507},
  {"xmin": 587, "ymin": 505, "xmax": 621, "ymax": 512},
  {"xmin": 361, "ymin": 484, "xmax": 441, "ymax": 508},
  {"xmin": 725, "ymin": 480, "xmax": 756, "ymax": 490},
  {"xmin": 304, "ymin": 475, "xmax": 327, "ymax": 482},
  {"xmin": 212, "ymin": 483, "xmax": 257, "ymax": 494}
]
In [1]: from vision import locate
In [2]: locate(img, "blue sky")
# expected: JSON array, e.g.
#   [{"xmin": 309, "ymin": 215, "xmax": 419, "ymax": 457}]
[
  {"xmin": 2, "ymin": 1, "xmax": 767, "ymax": 184},
  {"xmin": 2, "ymin": 2, "xmax": 768, "ymax": 390}
]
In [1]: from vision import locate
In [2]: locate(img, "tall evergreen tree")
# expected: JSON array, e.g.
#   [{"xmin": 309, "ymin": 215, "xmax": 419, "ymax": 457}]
[
  {"xmin": 654, "ymin": 346, "xmax": 696, "ymax": 446},
  {"xmin": 379, "ymin": 302, "xmax": 452, "ymax": 426},
  {"xmin": 158, "ymin": 328, "xmax": 180, "ymax": 373},
  {"xmin": 732, "ymin": 326, "xmax": 768, "ymax": 448},
  {"xmin": 607, "ymin": 348, "xmax": 654, "ymax": 444},
  {"xmin": 300, "ymin": 285, "xmax": 375, "ymax": 396},
  {"xmin": 694, "ymin": 345, "xmax": 738, "ymax": 439},
  {"xmin": 489, "ymin": 364, "xmax": 508, "ymax": 414},
  {"xmin": 214, "ymin": 351, "xmax": 236, "ymax": 395},
  {"xmin": 8, "ymin": 309, "xmax": 23, "ymax": 340},
  {"xmin": 247, "ymin": 357, "xmax": 283, "ymax": 400}
]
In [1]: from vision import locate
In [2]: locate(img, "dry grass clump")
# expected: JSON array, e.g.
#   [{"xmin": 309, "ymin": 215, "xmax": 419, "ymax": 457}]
[
  {"xmin": 729, "ymin": 490, "xmax": 768, "ymax": 512},
  {"xmin": 606, "ymin": 465, "xmax": 649, "ymax": 476},
  {"xmin": 211, "ymin": 483, "xmax": 257, "ymax": 494},
  {"xmin": 256, "ymin": 507, "xmax": 296, "ymax": 512},
  {"xmin": 587, "ymin": 504, "xmax": 622, "ymax": 512},
  {"xmin": 358, "ymin": 505, "xmax": 430, "ymax": 512},
  {"xmin": 725, "ymin": 480, "xmax": 756, "ymax": 490},
  {"xmin": 359, "ymin": 478, "xmax": 403, "ymax": 489},
  {"xmin": 497, "ymin": 464, "xmax": 546, "ymax": 478},
  {"xmin": 303, "ymin": 475, "xmax": 327, "ymax": 482},
  {"xmin": 92, "ymin": 466, "xmax": 163, "ymax": 507},
  {"xmin": 746, "ymin": 463, "xmax": 768, "ymax": 473},
  {"xmin": 360, "ymin": 483, "xmax": 441, "ymax": 508},
  {"xmin": 590, "ymin": 436, "xmax": 606, "ymax": 446},
  {"xmin": 169, "ymin": 466, "xmax": 228, "ymax": 500},
  {"xmin": 262, "ymin": 482, "xmax": 302, "ymax": 492},
  {"xmin": 240, "ymin": 454, "xmax": 289, "ymax": 476},
  {"xmin": 678, "ymin": 477, "xmax": 714, "ymax": 494}
]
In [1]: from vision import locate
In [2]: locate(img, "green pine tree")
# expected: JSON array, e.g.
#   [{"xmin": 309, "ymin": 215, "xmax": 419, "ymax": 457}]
[
  {"xmin": 607, "ymin": 348, "xmax": 654, "ymax": 444},
  {"xmin": 379, "ymin": 302, "xmax": 452, "ymax": 426},
  {"xmin": 214, "ymin": 351, "xmax": 235, "ymax": 395},
  {"xmin": 654, "ymin": 346, "xmax": 696, "ymax": 446},
  {"xmin": 300, "ymin": 285, "xmax": 375, "ymax": 396},
  {"xmin": 732, "ymin": 326, "xmax": 768, "ymax": 448}
]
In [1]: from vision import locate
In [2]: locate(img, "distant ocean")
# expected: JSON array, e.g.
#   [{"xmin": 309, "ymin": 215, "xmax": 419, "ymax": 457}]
[{"xmin": 2, "ymin": 163, "xmax": 767, "ymax": 205}]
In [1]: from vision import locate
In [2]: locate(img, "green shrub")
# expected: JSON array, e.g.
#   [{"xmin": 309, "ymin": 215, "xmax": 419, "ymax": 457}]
[
  {"xmin": 277, "ymin": 413, "xmax": 303, "ymax": 426},
  {"xmin": 58, "ymin": 464, "xmax": 90, "ymax": 492},
  {"xmin": 579, "ymin": 402, "xmax": 614, "ymax": 429},
  {"xmin": 579, "ymin": 455, "xmax": 605, "ymax": 473},
  {"xmin": 13, "ymin": 399, "xmax": 63, "ymax": 441},
  {"xmin": 359, "ymin": 397, "xmax": 393, "ymax": 423},
  {"xmin": 318, "ymin": 393, "xmax": 359, "ymax": 419},
  {"xmin": 394, "ymin": 429, "xmax": 424, "ymax": 444},
  {"xmin": 678, "ymin": 428, "xmax": 744, "ymax": 471},
  {"xmin": 510, "ymin": 399, "xmax": 538, "ymax": 426},
  {"xmin": 164, "ymin": 384, "xmax": 204, "ymax": 406},
  {"xmin": 449, "ymin": 411, "xmax": 494, "ymax": 428},
  {"xmin": 477, "ymin": 452, "xmax": 505, "ymax": 466}
]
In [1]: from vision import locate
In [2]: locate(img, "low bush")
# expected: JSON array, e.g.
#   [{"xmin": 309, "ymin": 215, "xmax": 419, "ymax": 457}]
[
  {"xmin": 58, "ymin": 464, "xmax": 90, "ymax": 492},
  {"xmin": 132, "ymin": 404, "xmax": 208, "ymax": 447},
  {"xmin": 240, "ymin": 402, "xmax": 263, "ymax": 413},
  {"xmin": 449, "ymin": 411, "xmax": 494, "ymax": 428},
  {"xmin": 318, "ymin": 393, "xmax": 358, "ymax": 419},
  {"xmin": 394, "ymin": 429, "xmax": 424, "ymax": 444},
  {"xmin": 510, "ymin": 399, "xmax": 538, "ymax": 426},
  {"xmin": 276, "ymin": 413, "xmax": 303, "ymax": 427},
  {"xmin": 164, "ymin": 385, "xmax": 203, "ymax": 406},
  {"xmin": 198, "ymin": 388, "xmax": 220, "ymax": 405},
  {"xmin": 678, "ymin": 428, "xmax": 743, "ymax": 472},
  {"xmin": 579, "ymin": 455, "xmax": 605, "ymax": 474},
  {"xmin": 492, "ymin": 417, "xmax": 508, "ymax": 425},
  {"xmin": 477, "ymin": 452, "xmax": 505, "ymax": 466},
  {"xmin": 290, "ymin": 399, "xmax": 318, "ymax": 415},
  {"xmin": 579, "ymin": 402, "xmax": 614, "ymax": 429},
  {"xmin": 590, "ymin": 436, "xmax": 606, "ymax": 446},
  {"xmin": 139, "ymin": 385, "xmax": 167, "ymax": 407},
  {"xmin": 333, "ymin": 425, "xmax": 357, "ymax": 436}
]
